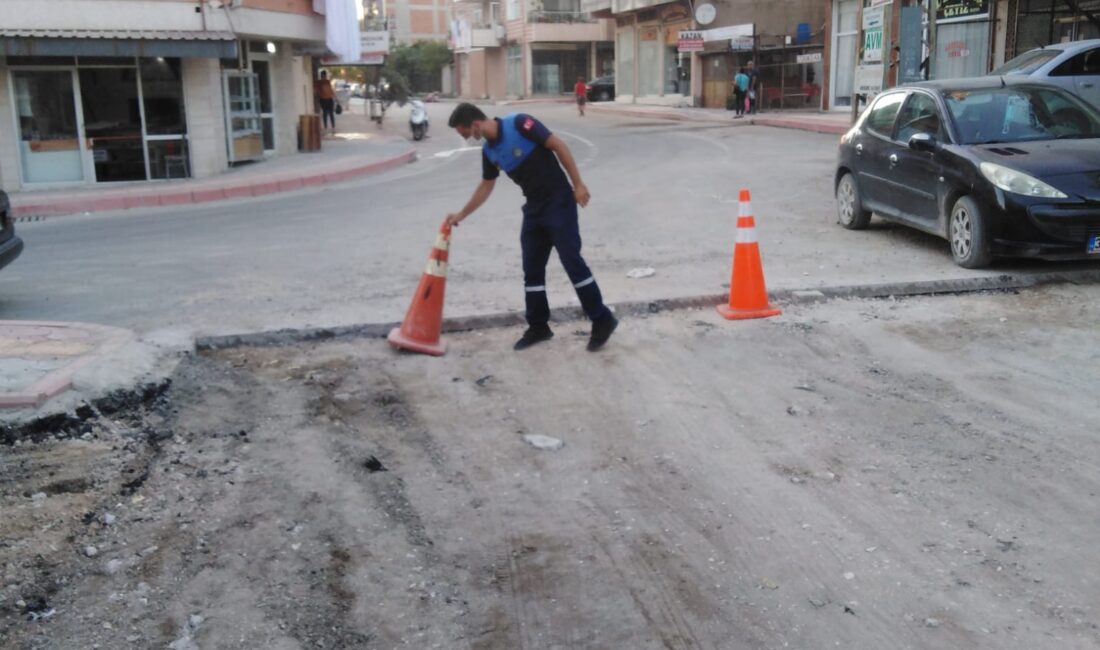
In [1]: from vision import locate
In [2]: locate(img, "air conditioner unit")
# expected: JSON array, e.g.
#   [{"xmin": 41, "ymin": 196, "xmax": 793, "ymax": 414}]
[{"xmin": 494, "ymin": 24, "xmax": 506, "ymax": 40}]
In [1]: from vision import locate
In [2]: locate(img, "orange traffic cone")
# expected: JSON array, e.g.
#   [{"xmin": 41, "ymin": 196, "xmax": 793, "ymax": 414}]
[
  {"xmin": 717, "ymin": 189, "xmax": 782, "ymax": 321},
  {"xmin": 387, "ymin": 221, "xmax": 452, "ymax": 356}
]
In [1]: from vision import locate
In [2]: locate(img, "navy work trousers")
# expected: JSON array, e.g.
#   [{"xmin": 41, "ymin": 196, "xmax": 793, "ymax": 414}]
[{"xmin": 520, "ymin": 195, "xmax": 611, "ymax": 327}]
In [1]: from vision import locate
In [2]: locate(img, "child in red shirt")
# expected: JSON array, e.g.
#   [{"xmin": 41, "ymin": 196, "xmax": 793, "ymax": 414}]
[{"xmin": 574, "ymin": 77, "xmax": 588, "ymax": 116}]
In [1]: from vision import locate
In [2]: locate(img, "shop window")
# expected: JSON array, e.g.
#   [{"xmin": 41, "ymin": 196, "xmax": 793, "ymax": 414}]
[
  {"xmin": 12, "ymin": 70, "xmax": 84, "ymax": 183},
  {"xmin": 140, "ymin": 58, "xmax": 187, "ymax": 136},
  {"xmin": 79, "ymin": 67, "xmax": 146, "ymax": 182}
]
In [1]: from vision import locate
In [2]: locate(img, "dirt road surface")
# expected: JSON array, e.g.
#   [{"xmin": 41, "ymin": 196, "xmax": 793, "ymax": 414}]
[{"xmin": 2, "ymin": 285, "xmax": 1098, "ymax": 649}]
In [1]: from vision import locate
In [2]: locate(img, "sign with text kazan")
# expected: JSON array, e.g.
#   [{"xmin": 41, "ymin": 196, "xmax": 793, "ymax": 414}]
[
  {"xmin": 937, "ymin": 0, "xmax": 990, "ymax": 23},
  {"xmin": 678, "ymin": 30, "xmax": 704, "ymax": 52},
  {"xmin": 862, "ymin": 5, "xmax": 884, "ymax": 63}
]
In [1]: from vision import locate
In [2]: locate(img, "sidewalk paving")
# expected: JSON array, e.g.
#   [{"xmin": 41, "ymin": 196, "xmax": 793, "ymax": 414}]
[{"xmin": 7, "ymin": 123, "xmax": 416, "ymax": 220}]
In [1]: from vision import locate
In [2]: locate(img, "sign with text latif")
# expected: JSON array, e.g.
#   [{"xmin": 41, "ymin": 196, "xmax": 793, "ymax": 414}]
[{"xmin": 937, "ymin": 0, "xmax": 989, "ymax": 22}]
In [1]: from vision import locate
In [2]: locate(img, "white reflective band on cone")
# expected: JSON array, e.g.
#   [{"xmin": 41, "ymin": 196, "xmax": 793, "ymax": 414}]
[
  {"xmin": 739, "ymin": 202, "xmax": 753, "ymax": 217},
  {"xmin": 736, "ymin": 228, "xmax": 758, "ymax": 244},
  {"xmin": 525, "ymin": 285, "xmax": 547, "ymax": 292},
  {"xmin": 425, "ymin": 260, "xmax": 448, "ymax": 277},
  {"xmin": 574, "ymin": 276, "xmax": 595, "ymax": 289},
  {"xmin": 434, "ymin": 234, "xmax": 450, "ymax": 251}
]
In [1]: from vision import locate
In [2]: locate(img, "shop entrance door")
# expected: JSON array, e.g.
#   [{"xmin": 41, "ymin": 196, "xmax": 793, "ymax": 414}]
[
  {"xmin": 11, "ymin": 69, "xmax": 86, "ymax": 183},
  {"xmin": 79, "ymin": 67, "xmax": 147, "ymax": 182},
  {"xmin": 250, "ymin": 56, "xmax": 276, "ymax": 153}
]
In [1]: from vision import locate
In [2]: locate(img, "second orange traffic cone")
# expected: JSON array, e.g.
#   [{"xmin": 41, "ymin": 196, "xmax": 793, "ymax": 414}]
[
  {"xmin": 717, "ymin": 189, "xmax": 782, "ymax": 321},
  {"xmin": 387, "ymin": 221, "xmax": 452, "ymax": 356}
]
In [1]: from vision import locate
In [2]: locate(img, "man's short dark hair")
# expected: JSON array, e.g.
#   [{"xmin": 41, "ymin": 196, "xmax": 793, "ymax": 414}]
[{"xmin": 449, "ymin": 103, "xmax": 487, "ymax": 128}]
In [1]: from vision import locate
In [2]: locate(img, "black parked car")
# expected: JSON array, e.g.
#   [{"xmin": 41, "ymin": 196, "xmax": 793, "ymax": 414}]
[
  {"xmin": 0, "ymin": 190, "xmax": 24, "ymax": 273},
  {"xmin": 586, "ymin": 75, "xmax": 615, "ymax": 102},
  {"xmin": 835, "ymin": 77, "xmax": 1100, "ymax": 268}
]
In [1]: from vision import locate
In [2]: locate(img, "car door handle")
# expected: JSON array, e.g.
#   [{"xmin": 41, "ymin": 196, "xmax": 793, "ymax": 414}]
[
  {"xmin": 1082, "ymin": 82, "xmax": 1095, "ymax": 88},
  {"xmin": 889, "ymin": 153, "xmax": 898, "ymax": 166},
  {"xmin": 855, "ymin": 143, "xmax": 863, "ymax": 156}
]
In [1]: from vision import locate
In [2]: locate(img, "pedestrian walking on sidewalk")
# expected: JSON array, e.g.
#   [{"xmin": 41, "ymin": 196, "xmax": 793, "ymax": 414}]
[
  {"xmin": 574, "ymin": 76, "xmax": 588, "ymax": 116},
  {"xmin": 746, "ymin": 60, "xmax": 760, "ymax": 115},
  {"xmin": 733, "ymin": 68, "xmax": 749, "ymax": 118},
  {"xmin": 444, "ymin": 103, "xmax": 618, "ymax": 352},
  {"xmin": 315, "ymin": 70, "xmax": 337, "ymax": 134}
]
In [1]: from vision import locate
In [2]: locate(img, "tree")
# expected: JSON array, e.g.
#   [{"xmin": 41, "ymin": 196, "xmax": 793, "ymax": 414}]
[{"xmin": 388, "ymin": 41, "xmax": 453, "ymax": 94}]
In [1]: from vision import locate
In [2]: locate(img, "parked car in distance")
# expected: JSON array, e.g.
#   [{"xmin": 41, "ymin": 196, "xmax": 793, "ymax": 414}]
[
  {"xmin": 586, "ymin": 75, "xmax": 615, "ymax": 102},
  {"xmin": 0, "ymin": 190, "xmax": 25, "ymax": 273},
  {"xmin": 835, "ymin": 77, "xmax": 1100, "ymax": 268},
  {"xmin": 990, "ymin": 39, "xmax": 1100, "ymax": 110}
]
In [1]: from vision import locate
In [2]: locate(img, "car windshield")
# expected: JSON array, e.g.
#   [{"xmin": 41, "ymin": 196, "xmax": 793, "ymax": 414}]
[
  {"xmin": 990, "ymin": 49, "xmax": 1061, "ymax": 75},
  {"xmin": 943, "ymin": 85, "xmax": 1100, "ymax": 144}
]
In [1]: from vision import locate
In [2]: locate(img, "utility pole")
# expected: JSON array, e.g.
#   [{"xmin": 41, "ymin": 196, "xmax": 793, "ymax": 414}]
[{"xmin": 927, "ymin": 0, "xmax": 936, "ymax": 80}]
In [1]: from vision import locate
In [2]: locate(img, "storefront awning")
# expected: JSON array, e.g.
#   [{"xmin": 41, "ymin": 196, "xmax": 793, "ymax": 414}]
[{"xmin": 0, "ymin": 29, "xmax": 238, "ymax": 59}]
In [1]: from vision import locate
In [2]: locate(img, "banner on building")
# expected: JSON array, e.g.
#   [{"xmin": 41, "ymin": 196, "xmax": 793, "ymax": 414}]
[
  {"xmin": 796, "ymin": 52, "xmax": 822, "ymax": 64},
  {"xmin": 703, "ymin": 23, "xmax": 753, "ymax": 43},
  {"xmin": 678, "ymin": 30, "xmax": 704, "ymax": 52},
  {"xmin": 937, "ymin": 0, "xmax": 989, "ymax": 23},
  {"xmin": 862, "ymin": 5, "xmax": 884, "ymax": 63}
]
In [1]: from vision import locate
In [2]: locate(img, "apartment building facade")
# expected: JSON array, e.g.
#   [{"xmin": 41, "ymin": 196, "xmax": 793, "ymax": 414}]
[
  {"xmin": 448, "ymin": 0, "xmax": 614, "ymax": 99},
  {"xmin": 0, "ymin": 0, "xmax": 355, "ymax": 192}
]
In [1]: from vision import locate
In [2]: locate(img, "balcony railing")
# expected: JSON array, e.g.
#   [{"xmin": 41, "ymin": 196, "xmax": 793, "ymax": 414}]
[{"xmin": 528, "ymin": 10, "xmax": 595, "ymax": 23}]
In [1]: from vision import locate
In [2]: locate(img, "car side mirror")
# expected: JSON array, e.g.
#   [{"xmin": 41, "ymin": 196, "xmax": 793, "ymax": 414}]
[{"xmin": 908, "ymin": 132, "xmax": 938, "ymax": 152}]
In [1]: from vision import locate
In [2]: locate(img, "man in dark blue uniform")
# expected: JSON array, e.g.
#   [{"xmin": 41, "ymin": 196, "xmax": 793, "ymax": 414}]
[{"xmin": 445, "ymin": 103, "xmax": 618, "ymax": 351}]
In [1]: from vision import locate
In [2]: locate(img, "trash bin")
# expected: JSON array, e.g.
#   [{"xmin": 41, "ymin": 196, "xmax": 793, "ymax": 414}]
[{"xmin": 299, "ymin": 114, "xmax": 322, "ymax": 152}]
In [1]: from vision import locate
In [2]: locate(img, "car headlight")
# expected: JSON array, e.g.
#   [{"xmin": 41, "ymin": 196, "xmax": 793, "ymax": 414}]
[{"xmin": 979, "ymin": 162, "xmax": 1067, "ymax": 199}]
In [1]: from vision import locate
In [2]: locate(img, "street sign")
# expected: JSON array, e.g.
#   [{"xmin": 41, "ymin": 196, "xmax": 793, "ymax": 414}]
[
  {"xmin": 855, "ymin": 64, "xmax": 884, "ymax": 95},
  {"xmin": 862, "ymin": 6, "xmax": 884, "ymax": 63},
  {"xmin": 796, "ymin": 52, "xmax": 822, "ymax": 64},
  {"xmin": 678, "ymin": 31, "xmax": 704, "ymax": 52}
]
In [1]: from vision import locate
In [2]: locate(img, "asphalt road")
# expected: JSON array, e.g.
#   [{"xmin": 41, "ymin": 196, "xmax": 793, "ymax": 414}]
[{"xmin": 0, "ymin": 102, "xmax": 1096, "ymax": 338}]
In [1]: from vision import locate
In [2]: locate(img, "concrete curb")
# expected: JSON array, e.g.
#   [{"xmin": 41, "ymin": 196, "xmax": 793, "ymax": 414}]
[
  {"xmin": 10, "ymin": 148, "xmax": 417, "ymax": 221},
  {"xmin": 194, "ymin": 269, "xmax": 1100, "ymax": 351},
  {"xmin": 586, "ymin": 104, "xmax": 849, "ymax": 134}
]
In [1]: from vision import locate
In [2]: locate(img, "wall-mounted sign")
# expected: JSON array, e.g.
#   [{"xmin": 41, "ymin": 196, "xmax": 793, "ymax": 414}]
[
  {"xmin": 854, "ymin": 64, "xmax": 884, "ymax": 95},
  {"xmin": 796, "ymin": 52, "xmax": 822, "ymax": 64},
  {"xmin": 360, "ymin": 31, "xmax": 390, "ymax": 54},
  {"xmin": 938, "ymin": 0, "xmax": 989, "ymax": 23},
  {"xmin": 945, "ymin": 40, "xmax": 971, "ymax": 58},
  {"xmin": 694, "ymin": 3, "xmax": 716, "ymax": 25},
  {"xmin": 678, "ymin": 30, "xmax": 704, "ymax": 52},
  {"xmin": 862, "ymin": 6, "xmax": 884, "ymax": 63},
  {"xmin": 702, "ymin": 23, "xmax": 752, "ymax": 42}
]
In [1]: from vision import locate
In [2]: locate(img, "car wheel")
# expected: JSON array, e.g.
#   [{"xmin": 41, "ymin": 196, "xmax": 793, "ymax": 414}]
[
  {"xmin": 949, "ymin": 196, "xmax": 992, "ymax": 269},
  {"xmin": 836, "ymin": 173, "xmax": 871, "ymax": 230},
  {"xmin": 598, "ymin": 90, "xmax": 610, "ymax": 102}
]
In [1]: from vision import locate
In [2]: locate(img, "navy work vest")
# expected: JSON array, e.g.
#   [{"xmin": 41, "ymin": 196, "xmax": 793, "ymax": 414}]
[{"xmin": 482, "ymin": 114, "xmax": 538, "ymax": 174}]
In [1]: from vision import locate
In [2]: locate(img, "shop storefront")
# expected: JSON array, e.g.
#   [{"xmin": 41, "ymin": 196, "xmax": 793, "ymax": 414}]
[
  {"xmin": 614, "ymin": 1, "xmax": 693, "ymax": 104},
  {"xmin": 1012, "ymin": 0, "xmax": 1100, "ymax": 57},
  {"xmin": 7, "ymin": 55, "xmax": 196, "ymax": 185},
  {"xmin": 532, "ymin": 44, "xmax": 590, "ymax": 95},
  {"xmin": 932, "ymin": 0, "xmax": 993, "ymax": 80},
  {"xmin": 1, "ymin": 32, "xmax": 327, "ymax": 191}
]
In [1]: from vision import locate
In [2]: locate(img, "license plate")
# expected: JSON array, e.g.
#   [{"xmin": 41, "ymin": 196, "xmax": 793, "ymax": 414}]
[{"xmin": 1089, "ymin": 236, "xmax": 1100, "ymax": 254}]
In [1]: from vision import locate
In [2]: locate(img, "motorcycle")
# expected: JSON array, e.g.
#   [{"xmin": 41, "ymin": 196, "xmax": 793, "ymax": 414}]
[{"xmin": 409, "ymin": 99, "xmax": 429, "ymax": 141}]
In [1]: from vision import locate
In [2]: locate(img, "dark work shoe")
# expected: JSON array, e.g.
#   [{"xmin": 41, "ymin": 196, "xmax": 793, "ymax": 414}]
[
  {"xmin": 587, "ymin": 316, "xmax": 618, "ymax": 351},
  {"xmin": 513, "ymin": 326, "xmax": 554, "ymax": 351}
]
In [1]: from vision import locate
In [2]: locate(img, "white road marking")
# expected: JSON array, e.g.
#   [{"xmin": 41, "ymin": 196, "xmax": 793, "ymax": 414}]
[{"xmin": 433, "ymin": 146, "xmax": 481, "ymax": 159}]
